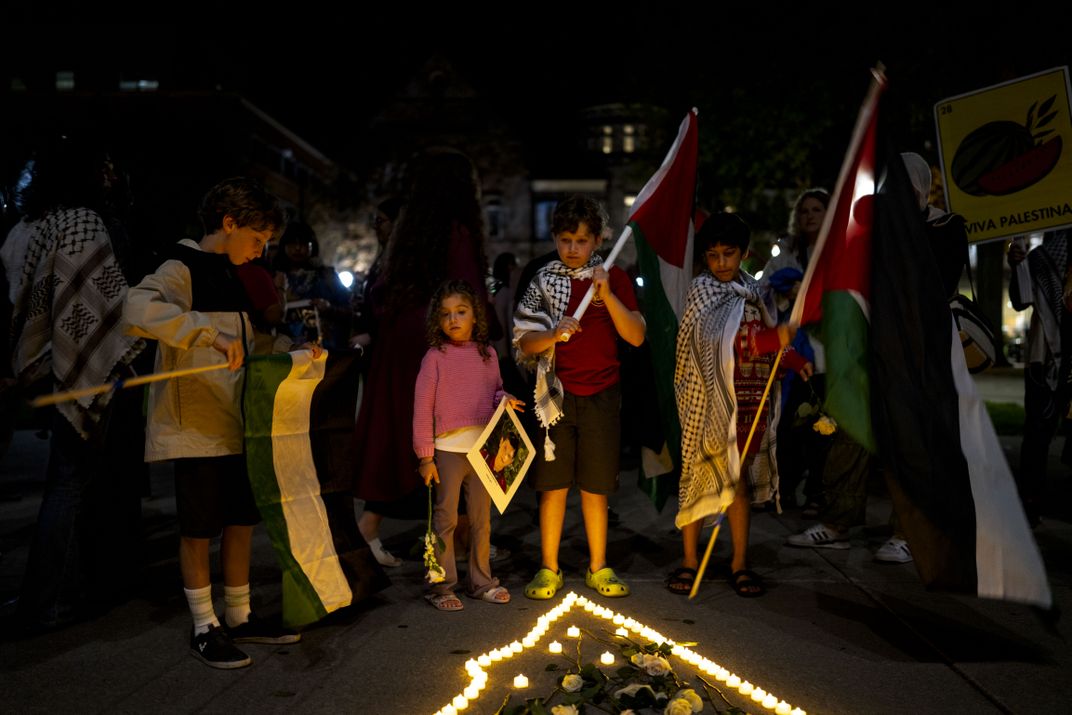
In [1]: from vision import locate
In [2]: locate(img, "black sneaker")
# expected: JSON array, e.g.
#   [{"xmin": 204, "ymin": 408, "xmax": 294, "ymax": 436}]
[
  {"xmin": 226, "ymin": 613, "xmax": 301, "ymax": 645},
  {"xmin": 190, "ymin": 624, "xmax": 251, "ymax": 669}
]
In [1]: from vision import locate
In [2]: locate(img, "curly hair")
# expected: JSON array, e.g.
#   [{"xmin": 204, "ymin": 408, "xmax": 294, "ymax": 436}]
[
  {"xmin": 551, "ymin": 194, "xmax": 608, "ymax": 238},
  {"xmin": 384, "ymin": 149, "xmax": 488, "ymax": 312},
  {"xmin": 426, "ymin": 279, "xmax": 491, "ymax": 360}
]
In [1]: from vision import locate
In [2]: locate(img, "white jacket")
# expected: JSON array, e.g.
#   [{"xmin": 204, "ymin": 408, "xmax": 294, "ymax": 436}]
[{"xmin": 124, "ymin": 239, "xmax": 254, "ymax": 462}]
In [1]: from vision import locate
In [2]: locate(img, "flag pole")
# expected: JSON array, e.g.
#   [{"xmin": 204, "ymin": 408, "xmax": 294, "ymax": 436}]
[
  {"xmin": 789, "ymin": 64, "xmax": 887, "ymax": 329},
  {"xmin": 689, "ymin": 347, "xmax": 785, "ymax": 599},
  {"xmin": 31, "ymin": 362, "xmax": 232, "ymax": 407}
]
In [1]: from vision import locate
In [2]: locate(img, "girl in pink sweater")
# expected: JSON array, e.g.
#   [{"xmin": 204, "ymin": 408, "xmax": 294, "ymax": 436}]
[{"xmin": 414, "ymin": 280, "xmax": 522, "ymax": 611}]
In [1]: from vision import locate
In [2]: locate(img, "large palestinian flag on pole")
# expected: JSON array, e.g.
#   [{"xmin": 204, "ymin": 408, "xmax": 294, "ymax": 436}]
[
  {"xmin": 631, "ymin": 109, "xmax": 699, "ymax": 509},
  {"xmin": 797, "ymin": 69, "xmax": 1051, "ymax": 607},
  {"xmin": 244, "ymin": 350, "xmax": 389, "ymax": 627}
]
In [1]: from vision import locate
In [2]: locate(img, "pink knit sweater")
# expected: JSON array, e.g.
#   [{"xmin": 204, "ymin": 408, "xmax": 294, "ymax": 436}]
[{"xmin": 412, "ymin": 342, "xmax": 506, "ymax": 458}]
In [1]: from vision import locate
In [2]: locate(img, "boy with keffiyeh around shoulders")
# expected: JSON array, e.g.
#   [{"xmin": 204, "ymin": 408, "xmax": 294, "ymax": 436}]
[
  {"xmin": 669, "ymin": 213, "xmax": 812, "ymax": 598},
  {"xmin": 513, "ymin": 195, "xmax": 645, "ymax": 600}
]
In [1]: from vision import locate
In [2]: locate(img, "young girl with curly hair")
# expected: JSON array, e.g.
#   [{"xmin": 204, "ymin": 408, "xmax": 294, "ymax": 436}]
[{"xmin": 413, "ymin": 279, "xmax": 522, "ymax": 611}]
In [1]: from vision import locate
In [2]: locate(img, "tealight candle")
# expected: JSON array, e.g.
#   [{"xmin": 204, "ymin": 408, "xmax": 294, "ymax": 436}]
[
  {"xmin": 762, "ymin": 694, "xmax": 779, "ymax": 709},
  {"xmin": 612, "ymin": 614, "xmax": 625, "ymax": 625},
  {"xmin": 452, "ymin": 695, "xmax": 468, "ymax": 710},
  {"xmin": 790, "ymin": 709, "xmax": 806, "ymax": 715},
  {"xmin": 549, "ymin": 641, "xmax": 563, "ymax": 654},
  {"xmin": 727, "ymin": 675, "xmax": 741, "ymax": 688},
  {"xmin": 615, "ymin": 627, "xmax": 628, "ymax": 636},
  {"xmin": 463, "ymin": 686, "xmax": 478, "ymax": 700},
  {"xmin": 513, "ymin": 674, "xmax": 529, "ymax": 688},
  {"xmin": 477, "ymin": 654, "xmax": 491, "ymax": 667},
  {"xmin": 584, "ymin": 602, "xmax": 596, "ymax": 612},
  {"xmin": 522, "ymin": 637, "xmax": 536, "ymax": 648},
  {"xmin": 489, "ymin": 650, "xmax": 503, "ymax": 662},
  {"xmin": 739, "ymin": 681, "xmax": 754, "ymax": 695},
  {"xmin": 600, "ymin": 651, "xmax": 614, "ymax": 665},
  {"xmin": 465, "ymin": 659, "xmax": 478, "ymax": 671},
  {"xmin": 671, "ymin": 645, "xmax": 685, "ymax": 656},
  {"xmin": 751, "ymin": 688, "xmax": 767, "ymax": 702},
  {"xmin": 716, "ymin": 668, "xmax": 729, "ymax": 681},
  {"xmin": 441, "ymin": 706, "xmax": 456, "ymax": 715},
  {"xmin": 510, "ymin": 641, "xmax": 523, "ymax": 653},
  {"xmin": 567, "ymin": 626, "xmax": 580, "ymax": 637},
  {"xmin": 776, "ymin": 702, "xmax": 791, "ymax": 715},
  {"xmin": 623, "ymin": 618, "xmax": 636, "ymax": 629}
]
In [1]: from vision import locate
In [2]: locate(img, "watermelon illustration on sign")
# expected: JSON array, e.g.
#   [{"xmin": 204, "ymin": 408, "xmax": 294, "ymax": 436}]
[{"xmin": 951, "ymin": 95, "xmax": 1062, "ymax": 196}]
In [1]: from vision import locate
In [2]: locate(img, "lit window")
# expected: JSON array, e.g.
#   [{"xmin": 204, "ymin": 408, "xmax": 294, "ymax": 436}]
[
  {"xmin": 602, "ymin": 137, "xmax": 613, "ymax": 154},
  {"xmin": 602, "ymin": 125, "xmax": 613, "ymax": 136},
  {"xmin": 623, "ymin": 124, "xmax": 635, "ymax": 135},
  {"xmin": 56, "ymin": 71, "xmax": 74, "ymax": 91},
  {"xmin": 623, "ymin": 136, "xmax": 635, "ymax": 153}
]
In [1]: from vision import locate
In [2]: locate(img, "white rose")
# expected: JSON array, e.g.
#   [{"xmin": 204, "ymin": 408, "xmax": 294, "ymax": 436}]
[
  {"xmin": 561, "ymin": 674, "xmax": 584, "ymax": 692},
  {"xmin": 664, "ymin": 698, "xmax": 694, "ymax": 715},
  {"xmin": 551, "ymin": 705, "xmax": 579, "ymax": 715},
  {"xmin": 643, "ymin": 656, "xmax": 672, "ymax": 677},
  {"xmin": 615, "ymin": 683, "xmax": 657, "ymax": 700},
  {"xmin": 674, "ymin": 688, "xmax": 703, "ymax": 712}
]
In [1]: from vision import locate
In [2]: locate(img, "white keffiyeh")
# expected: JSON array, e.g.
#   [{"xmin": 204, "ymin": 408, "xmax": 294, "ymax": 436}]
[
  {"xmin": 513, "ymin": 255, "xmax": 602, "ymax": 459},
  {"xmin": 674, "ymin": 270, "xmax": 778, "ymax": 528}
]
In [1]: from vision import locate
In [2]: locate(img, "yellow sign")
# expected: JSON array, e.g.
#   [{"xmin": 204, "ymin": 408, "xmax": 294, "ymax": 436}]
[{"xmin": 935, "ymin": 67, "xmax": 1072, "ymax": 243}]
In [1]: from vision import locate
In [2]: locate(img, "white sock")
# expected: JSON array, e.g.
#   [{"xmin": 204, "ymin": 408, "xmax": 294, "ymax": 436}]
[
  {"xmin": 184, "ymin": 585, "xmax": 218, "ymax": 636},
  {"xmin": 224, "ymin": 584, "xmax": 252, "ymax": 628}
]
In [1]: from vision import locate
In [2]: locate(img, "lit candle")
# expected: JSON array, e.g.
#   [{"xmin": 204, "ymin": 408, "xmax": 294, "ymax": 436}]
[
  {"xmin": 612, "ymin": 614, "xmax": 625, "ymax": 625},
  {"xmin": 776, "ymin": 703, "xmax": 791, "ymax": 715},
  {"xmin": 452, "ymin": 695, "xmax": 468, "ymax": 710},
  {"xmin": 441, "ymin": 706, "xmax": 456, "ymax": 715},
  {"xmin": 751, "ymin": 688, "xmax": 766, "ymax": 702},
  {"xmin": 522, "ymin": 637, "xmax": 536, "ymax": 648},
  {"xmin": 623, "ymin": 618, "xmax": 636, "ymax": 629},
  {"xmin": 463, "ymin": 685, "xmax": 478, "ymax": 700},
  {"xmin": 513, "ymin": 674, "xmax": 529, "ymax": 689},
  {"xmin": 739, "ymin": 681, "xmax": 754, "ymax": 695},
  {"xmin": 716, "ymin": 668, "xmax": 729, "ymax": 681},
  {"xmin": 584, "ymin": 602, "xmax": 596, "ymax": 612},
  {"xmin": 790, "ymin": 709, "xmax": 806, "ymax": 715},
  {"xmin": 615, "ymin": 627, "xmax": 628, "ymax": 637},
  {"xmin": 489, "ymin": 650, "xmax": 503, "ymax": 662},
  {"xmin": 600, "ymin": 651, "xmax": 614, "ymax": 665},
  {"xmin": 465, "ymin": 659, "xmax": 478, "ymax": 671},
  {"xmin": 762, "ymin": 694, "xmax": 779, "ymax": 709},
  {"xmin": 549, "ymin": 641, "xmax": 563, "ymax": 654},
  {"xmin": 567, "ymin": 626, "xmax": 580, "ymax": 638},
  {"xmin": 510, "ymin": 641, "xmax": 523, "ymax": 653},
  {"xmin": 477, "ymin": 654, "xmax": 491, "ymax": 667},
  {"xmin": 671, "ymin": 645, "xmax": 685, "ymax": 656},
  {"xmin": 727, "ymin": 675, "xmax": 741, "ymax": 688},
  {"xmin": 576, "ymin": 596, "xmax": 589, "ymax": 606}
]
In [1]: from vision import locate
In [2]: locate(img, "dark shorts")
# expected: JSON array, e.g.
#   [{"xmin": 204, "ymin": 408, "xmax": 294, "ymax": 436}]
[
  {"xmin": 530, "ymin": 384, "xmax": 621, "ymax": 495},
  {"xmin": 174, "ymin": 454, "xmax": 261, "ymax": 538}
]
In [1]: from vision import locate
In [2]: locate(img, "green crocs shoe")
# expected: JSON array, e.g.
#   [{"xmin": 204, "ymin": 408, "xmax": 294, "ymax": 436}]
[
  {"xmin": 585, "ymin": 567, "xmax": 630, "ymax": 597},
  {"xmin": 524, "ymin": 568, "xmax": 564, "ymax": 600}
]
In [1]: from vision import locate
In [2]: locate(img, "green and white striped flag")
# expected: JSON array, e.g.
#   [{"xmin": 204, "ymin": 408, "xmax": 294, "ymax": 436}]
[{"xmin": 244, "ymin": 350, "xmax": 388, "ymax": 628}]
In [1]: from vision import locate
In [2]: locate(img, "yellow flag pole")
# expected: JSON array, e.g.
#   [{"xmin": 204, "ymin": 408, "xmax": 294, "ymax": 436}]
[
  {"xmin": 31, "ymin": 362, "xmax": 232, "ymax": 408},
  {"xmin": 689, "ymin": 344, "xmax": 786, "ymax": 599}
]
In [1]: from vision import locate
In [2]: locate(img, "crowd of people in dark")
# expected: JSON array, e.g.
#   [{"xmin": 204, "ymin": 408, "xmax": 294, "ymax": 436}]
[{"xmin": 0, "ymin": 135, "xmax": 1062, "ymax": 670}]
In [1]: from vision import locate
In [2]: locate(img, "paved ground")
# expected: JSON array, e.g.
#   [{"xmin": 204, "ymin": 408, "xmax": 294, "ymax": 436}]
[{"xmin": 1, "ymin": 369, "xmax": 1070, "ymax": 714}]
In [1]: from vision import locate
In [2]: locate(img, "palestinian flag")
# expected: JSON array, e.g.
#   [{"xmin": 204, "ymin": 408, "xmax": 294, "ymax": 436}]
[
  {"xmin": 244, "ymin": 350, "xmax": 389, "ymax": 628},
  {"xmin": 631, "ymin": 109, "xmax": 699, "ymax": 509},
  {"xmin": 791, "ymin": 77, "xmax": 880, "ymax": 451},
  {"xmin": 799, "ymin": 69, "xmax": 1051, "ymax": 607}
]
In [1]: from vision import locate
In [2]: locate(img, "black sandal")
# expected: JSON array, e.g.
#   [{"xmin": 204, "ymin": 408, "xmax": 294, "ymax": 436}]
[
  {"xmin": 666, "ymin": 567, "xmax": 697, "ymax": 595},
  {"xmin": 728, "ymin": 569, "xmax": 766, "ymax": 598}
]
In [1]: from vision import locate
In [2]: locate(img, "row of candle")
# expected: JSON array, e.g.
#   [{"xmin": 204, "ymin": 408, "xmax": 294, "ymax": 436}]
[{"xmin": 433, "ymin": 591, "xmax": 806, "ymax": 715}]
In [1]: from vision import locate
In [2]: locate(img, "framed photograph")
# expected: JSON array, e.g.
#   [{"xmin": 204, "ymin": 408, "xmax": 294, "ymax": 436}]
[{"xmin": 467, "ymin": 396, "xmax": 536, "ymax": 514}]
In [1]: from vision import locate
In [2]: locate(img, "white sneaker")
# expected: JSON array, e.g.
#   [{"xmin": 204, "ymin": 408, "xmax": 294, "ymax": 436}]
[
  {"xmin": 874, "ymin": 537, "xmax": 913, "ymax": 563},
  {"xmin": 786, "ymin": 524, "xmax": 850, "ymax": 549},
  {"xmin": 370, "ymin": 542, "xmax": 403, "ymax": 568}
]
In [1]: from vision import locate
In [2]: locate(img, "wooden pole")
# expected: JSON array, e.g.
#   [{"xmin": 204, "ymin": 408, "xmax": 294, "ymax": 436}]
[{"xmin": 31, "ymin": 362, "xmax": 232, "ymax": 408}]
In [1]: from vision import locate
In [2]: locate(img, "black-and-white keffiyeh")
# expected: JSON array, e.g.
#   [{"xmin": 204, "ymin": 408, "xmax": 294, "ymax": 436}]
[
  {"xmin": 513, "ymin": 255, "xmax": 603, "ymax": 459},
  {"xmin": 674, "ymin": 270, "xmax": 776, "ymax": 529},
  {"xmin": 2, "ymin": 208, "xmax": 143, "ymax": 440}
]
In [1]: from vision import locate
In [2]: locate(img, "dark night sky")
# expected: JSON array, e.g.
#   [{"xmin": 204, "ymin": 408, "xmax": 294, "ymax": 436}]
[{"xmin": 3, "ymin": 10, "xmax": 1068, "ymax": 174}]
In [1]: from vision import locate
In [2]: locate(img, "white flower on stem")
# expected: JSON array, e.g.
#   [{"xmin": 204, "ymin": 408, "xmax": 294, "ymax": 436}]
[
  {"xmin": 551, "ymin": 705, "xmax": 579, "ymax": 715},
  {"xmin": 560, "ymin": 673, "xmax": 584, "ymax": 692},
  {"xmin": 630, "ymin": 653, "xmax": 672, "ymax": 677},
  {"xmin": 813, "ymin": 415, "xmax": 837, "ymax": 436},
  {"xmin": 665, "ymin": 697, "xmax": 695, "ymax": 715},
  {"xmin": 673, "ymin": 688, "xmax": 703, "ymax": 712}
]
